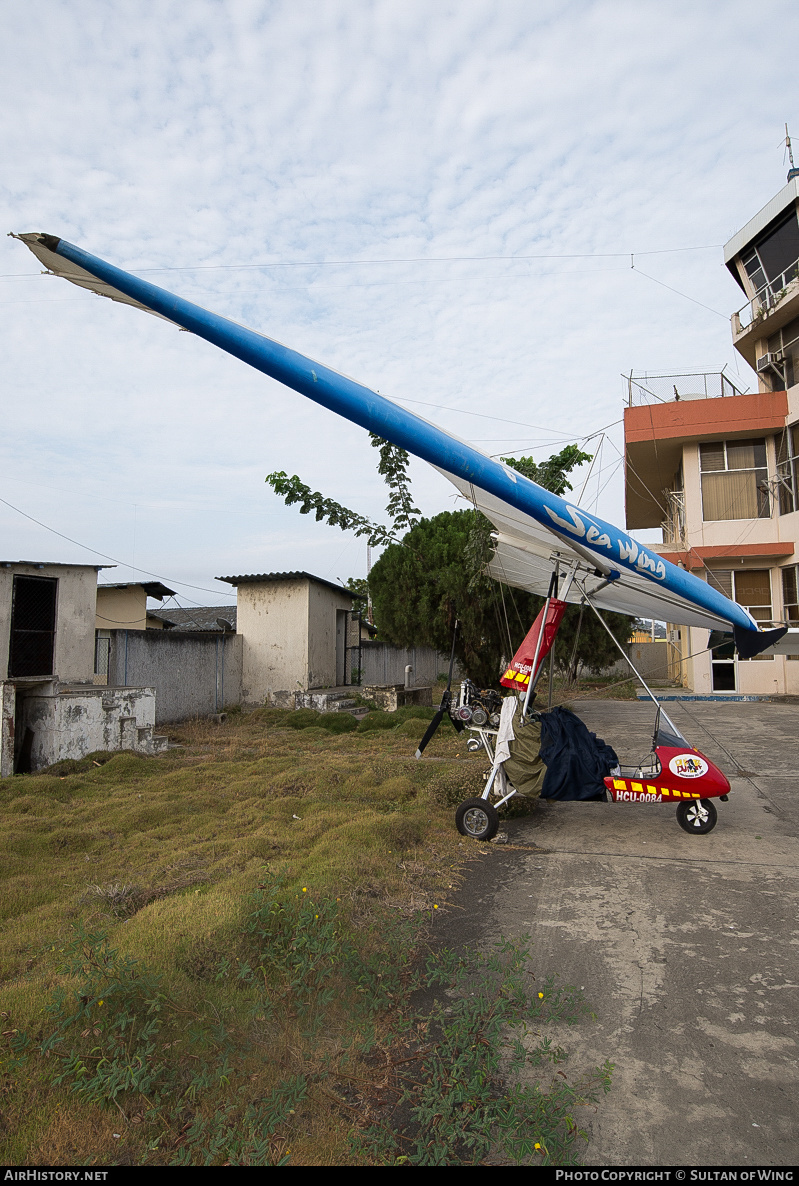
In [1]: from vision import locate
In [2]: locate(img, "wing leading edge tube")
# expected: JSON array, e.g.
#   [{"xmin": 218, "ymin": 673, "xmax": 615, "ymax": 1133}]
[{"xmin": 13, "ymin": 231, "xmax": 785, "ymax": 651}]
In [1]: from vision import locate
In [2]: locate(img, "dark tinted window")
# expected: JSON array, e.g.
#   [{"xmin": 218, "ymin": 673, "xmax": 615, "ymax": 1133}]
[
  {"xmin": 756, "ymin": 213, "xmax": 799, "ymax": 285},
  {"xmin": 8, "ymin": 576, "xmax": 57, "ymax": 677}
]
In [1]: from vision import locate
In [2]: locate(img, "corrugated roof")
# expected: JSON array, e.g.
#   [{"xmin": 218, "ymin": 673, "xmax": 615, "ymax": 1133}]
[
  {"xmin": 216, "ymin": 570, "xmax": 363, "ymax": 598},
  {"xmin": 98, "ymin": 581, "xmax": 176, "ymax": 599},
  {"xmin": 148, "ymin": 606, "xmax": 237, "ymax": 632},
  {"xmin": 1, "ymin": 561, "xmax": 111, "ymax": 570}
]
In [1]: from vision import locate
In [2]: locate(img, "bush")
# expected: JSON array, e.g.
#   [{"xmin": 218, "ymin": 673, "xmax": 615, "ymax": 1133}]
[
  {"xmin": 38, "ymin": 751, "xmax": 116, "ymax": 777},
  {"xmin": 356, "ymin": 711, "xmax": 397, "ymax": 732},
  {"xmin": 395, "ymin": 718, "xmax": 430, "ymax": 738},
  {"xmin": 246, "ymin": 707, "xmax": 292, "ymax": 727},
  {"xmin": 284, "ymin": 709, "xmax": 322, "ymax": 730},
  {"xmin": 319, "ymin": 712, "xmax": 358, "ymax": 733},
  {"xmin": 393, "ymin": 705, "xmax": 437, "ymax": 722}
]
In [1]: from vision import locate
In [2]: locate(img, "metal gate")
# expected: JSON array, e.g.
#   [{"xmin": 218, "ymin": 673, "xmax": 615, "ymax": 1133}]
[{"xmin": 343, "ymin": 609, "xmax": 363, "ymax": 685}]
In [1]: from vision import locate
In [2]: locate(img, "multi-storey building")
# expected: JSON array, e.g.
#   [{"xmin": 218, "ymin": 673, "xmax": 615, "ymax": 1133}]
[{"xmin": 624, "ymin": 175, "xmax": 799, "ymax": 694}]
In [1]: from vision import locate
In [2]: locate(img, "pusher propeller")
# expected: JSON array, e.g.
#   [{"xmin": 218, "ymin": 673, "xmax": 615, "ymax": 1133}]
[{"xmin": 415, "ymin": 619, "xmax": 464, "ymax": 758}]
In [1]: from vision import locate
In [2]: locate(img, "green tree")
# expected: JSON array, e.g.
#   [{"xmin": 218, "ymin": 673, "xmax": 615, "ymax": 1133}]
[
  {"xmin": 368, "ymin": 509, "xmax": 520, "ymax": 687},
  {"xmin": 266, "ymin": 440, "xmax": 632, "ymax": 686},
  {"xmin": 502, "ymin": 445, "xmax": 593, "ymax": 495},
  {"xmin": 344, "ymin": 576, "xmax": 369, "ymax": 599}
]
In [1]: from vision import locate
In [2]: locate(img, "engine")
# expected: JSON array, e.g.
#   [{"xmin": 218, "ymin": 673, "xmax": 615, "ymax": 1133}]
[{"xmin": 451, "ymin": 679, "xmax": 503, "ymax": 727}]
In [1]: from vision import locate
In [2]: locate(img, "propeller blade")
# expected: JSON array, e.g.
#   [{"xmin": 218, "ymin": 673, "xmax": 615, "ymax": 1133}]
[
  {"xmin": 415, "ymin": 706, "xmax": 447, "ymax": 758},
  {"xmin": 416, "ymin": 621, "xmax": 461, "ymax": 758}
]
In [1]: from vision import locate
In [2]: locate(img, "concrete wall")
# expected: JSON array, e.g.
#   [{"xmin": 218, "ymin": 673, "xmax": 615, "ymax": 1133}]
[
  {"xmin": 96, "ymin": 585, "xmax": 148, "ymax": 631},
  {"xmin": 358, "ymin": 643, "xmax": 450, "ymax": 687},
  {"xmin": 0, "ymin": 682, "xmax": 14, "ymax": 778},
  {"xmin": 0, "ymin": 563, "xmax": 98, "ymax": 682},
  {"xmin": 108, "ymin": 630, "xmax": 242, "ymax": 722},
  {"xmin": 236, "ymin": 578, "xmax": 355, "ymax": 704},
  {"xmin": 626, "ymin": 640, "xmax": 670, "ymax": 681},
  {"xmin": 237, "ymin": 579, "xmax": 308, "ymax": 705},
  {"xmin": 1, "ymin": 679, "xmax": 160, "ymax": 775},
  {"xmin": 307, "ymin": 580, "xmax": 355, "ymax": 688},
  {"xmin": 683, "ymin": 623, "xmax": 799, "ymax": 696},
  {"xmin": 18, "ymin": 684, "xmax": 158, "ymax": 770}
]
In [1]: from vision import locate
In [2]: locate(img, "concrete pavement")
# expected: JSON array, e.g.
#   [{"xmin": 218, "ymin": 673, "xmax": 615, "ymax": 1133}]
[{"xmin": 441, "ymin": 700, "xmax": 799, "ymax": 1167}]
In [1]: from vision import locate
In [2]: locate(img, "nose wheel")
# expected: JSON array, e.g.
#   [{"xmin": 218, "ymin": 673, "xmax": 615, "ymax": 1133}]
[
  {"xmin": 455, "ymin": 798, "xmax": 500, "ymax": 841},
  {"xmin": 676, "ymin": 798, "xmax": 717, "ymax": 834}
]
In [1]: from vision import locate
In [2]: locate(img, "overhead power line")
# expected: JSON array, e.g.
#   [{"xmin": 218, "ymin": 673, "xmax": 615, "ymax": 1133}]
[
  {"xmin": 0, "ymin": 241, "xmax": 724, "ymax": 280},
  {"xmin": 0, "ymin": 494, "xmax": 235, "ymax": 603}
]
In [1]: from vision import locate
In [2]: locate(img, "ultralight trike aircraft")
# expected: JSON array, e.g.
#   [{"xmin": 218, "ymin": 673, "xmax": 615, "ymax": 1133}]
[{"xmin": 13, "ymin": 232, "xmax": 799, "ymax": 836}]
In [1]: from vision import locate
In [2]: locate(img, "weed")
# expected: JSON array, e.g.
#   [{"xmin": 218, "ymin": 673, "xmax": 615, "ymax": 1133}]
[
  {"xmin": 5, "ymin": 881, "xmax": 611, "ymax": 1166},
  {"xmin": 1, "ymin": 715, "xmax": 611, "ymax": 1165},
  {"xmin": 349, "ymin": 939, "xmax": 613, "ymax": 1166}
]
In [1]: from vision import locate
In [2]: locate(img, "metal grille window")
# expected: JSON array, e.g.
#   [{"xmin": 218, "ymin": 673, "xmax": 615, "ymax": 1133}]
[
  {"xmin": 767, "ymin": 316, "xmax": 799, "ymax": 391},
  {"xmin": 699, "ymin": 439, "xmax": 770, "ymax": 521},
  {"xmin": 662, "ymin": 462, "xmax": 685, "ymax": 547},
  {"xmin": 776, "ymin": 424, "xmax": 799, "ymax": 515},
  {"xmin": 344, "ymin": 610, "xmax": 363, "ymax": 685},
  {"xmin": 782, "ymin": 565, "xmax": 799, "ymax": 660},
  {"xmin": 94, "ymin": 631, "xmax": 111, "ymax": 684},
  {"xmin": 8, "ymin": 575, "xmax": 57, "ymax": 677}
]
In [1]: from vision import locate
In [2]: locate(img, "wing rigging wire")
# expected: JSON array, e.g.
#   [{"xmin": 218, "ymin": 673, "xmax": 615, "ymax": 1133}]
[{"xmin": 467, "ymin": 479, "xmax": 515, "ymax": 659}]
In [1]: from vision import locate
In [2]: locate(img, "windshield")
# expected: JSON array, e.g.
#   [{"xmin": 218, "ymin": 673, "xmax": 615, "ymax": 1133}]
[{"xmin": 653, "ymin": 706, "xmax": 690, "ymax": 750}]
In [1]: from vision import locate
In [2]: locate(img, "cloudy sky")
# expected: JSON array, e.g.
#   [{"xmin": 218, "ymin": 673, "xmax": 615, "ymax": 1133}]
[{"xmin": 2, "ymin": 0, "xmax": 797, "ymax": 612}]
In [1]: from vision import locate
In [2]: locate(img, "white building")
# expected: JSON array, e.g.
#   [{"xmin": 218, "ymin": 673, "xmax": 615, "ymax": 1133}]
[{"xmin": 624, "ymin": 173, "xmax": 799, "ymax": 694}]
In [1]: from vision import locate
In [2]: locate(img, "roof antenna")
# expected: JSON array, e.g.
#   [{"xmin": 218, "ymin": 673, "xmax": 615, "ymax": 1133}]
[{"xmin": 786, "ymin": 123, "xmax": 799, "ymax": 182}]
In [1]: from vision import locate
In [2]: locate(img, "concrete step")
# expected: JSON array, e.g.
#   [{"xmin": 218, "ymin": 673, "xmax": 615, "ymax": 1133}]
[{"xmin": 298, "ymin": 688, "xmax": 362, "ymax": 713}]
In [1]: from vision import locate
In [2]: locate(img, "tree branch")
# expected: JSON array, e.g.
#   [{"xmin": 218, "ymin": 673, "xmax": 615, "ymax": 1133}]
[{"xmin": 265, "ymin": 471, "xmax": 398, "ymax": 548}]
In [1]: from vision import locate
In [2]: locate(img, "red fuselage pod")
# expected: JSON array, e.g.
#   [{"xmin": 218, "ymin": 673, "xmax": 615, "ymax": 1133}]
[{"xmin": 604, "ymin": 747, "xmax": 731, "ymax": 804}]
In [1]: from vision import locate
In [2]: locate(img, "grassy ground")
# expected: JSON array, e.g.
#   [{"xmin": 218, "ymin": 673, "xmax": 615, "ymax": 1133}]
[
  {"xmin": 544, "ymin": 674, "xmax": 642, "ymax": 705},
  {"xmin": 0, "ymin": 706, "xmax": 610, "ymax": 1167}
]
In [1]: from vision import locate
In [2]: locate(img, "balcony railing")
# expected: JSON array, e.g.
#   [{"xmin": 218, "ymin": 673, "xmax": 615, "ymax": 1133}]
[
  {"xmin": 660, "ymin": 489, "xmax": 686, "ymax": 548},
  {"xmin": 734, "ymin": 255, "xmax": 799, "ymax": 332},
  {"xmin": 625, "ymin": 369, "xmax": 748, "ymax": 408}
]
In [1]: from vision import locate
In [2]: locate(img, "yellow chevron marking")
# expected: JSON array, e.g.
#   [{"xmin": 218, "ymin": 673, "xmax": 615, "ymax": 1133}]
[{"xmin": 613, "ymin": 780, "xmax": 626, "ymax": 790}]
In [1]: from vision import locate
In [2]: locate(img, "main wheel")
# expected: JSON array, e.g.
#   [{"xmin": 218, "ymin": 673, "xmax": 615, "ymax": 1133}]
[
  {"xmin": 676, "ymin": 798, "xmax": 717, "ymax": 835},
  {"xmin": 455, "ymin": 797, "xmax": 500, "ymax": 841}
]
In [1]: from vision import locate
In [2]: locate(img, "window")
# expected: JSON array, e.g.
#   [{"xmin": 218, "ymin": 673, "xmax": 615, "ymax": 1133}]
[
  {"xmin": 8, "ymin": 575, "xmax": 57, "ymax": 678},
  {"xmin": 707, "ymin": 569, "xmax": 774, "ymax": 682},
  {"xmin": 742, "ymin": 211, "xmax": 799, "ymax": 302},
  {"xmin": 782, "ymin": 566, "xmax": 799, "ymax": 660},
  {"xmin": 94, "ymin": 630, "xmax": 111, "ymax": 684},
  {"xmin": 767, "ymin": 316, "xmax": 799, "ymax": 391},
  {"xmin": 662, "ymin": 462, "xmax": 685, "ymax": 546},
  {"xmin": 699, "ymin": 439, "xmax": 769, "ymax": 521},
  {"xmin": 776, "ymin": 424, "xmax": 799, "ymax": 515}
]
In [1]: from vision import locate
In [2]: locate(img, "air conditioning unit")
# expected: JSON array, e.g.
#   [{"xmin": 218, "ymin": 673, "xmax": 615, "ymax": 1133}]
[{"xmin": 756, "ymin": 352, "xmax": 783, "ymax": 372}]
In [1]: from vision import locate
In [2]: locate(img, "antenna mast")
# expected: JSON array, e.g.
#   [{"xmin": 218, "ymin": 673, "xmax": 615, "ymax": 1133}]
[{"xmin": 786, "ymin": 123, "xmax": 799, "ymax": 181}]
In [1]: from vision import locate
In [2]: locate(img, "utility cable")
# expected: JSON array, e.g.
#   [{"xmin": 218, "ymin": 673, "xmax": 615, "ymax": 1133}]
[
  {"xmin": 631, "ymin": 264, "xmax": 729, "ymax": 320},
  {"xmin": 0, "ymin": 493, "xmax": 234, "ymax": 604},
  {"xmin": 0, "ymin": 241, "xmax": 724, "ymax": 281}
]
